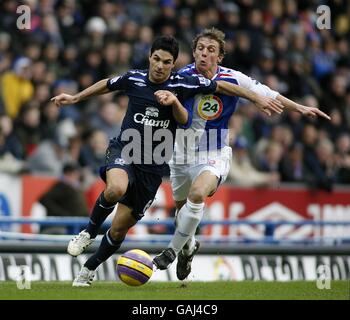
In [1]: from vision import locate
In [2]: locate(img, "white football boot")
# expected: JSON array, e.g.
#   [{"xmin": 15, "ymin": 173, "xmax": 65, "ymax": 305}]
[
  {"xmin": 67, "ymin": 230, "xmax": 94, "ymax": 257},
  {"xmin": 72, "ymin": 266, "xmax": 96, "ymax": 287}
]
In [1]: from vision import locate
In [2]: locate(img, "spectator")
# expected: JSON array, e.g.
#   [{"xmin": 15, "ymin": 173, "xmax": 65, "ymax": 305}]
[
  {"xmin": 81, "ymin": 16, "xmax": 107, "ymax": 51},
  {"xmin": 39, "ymin": 162, "xmax": 89, "ymax": 234},
  {"xmin": 79, "ymin": 129, "xmax": 108, "ymax": 176},
  {"xmin": 0, "ymin": 0, "xmax": 349, "ymax": 191},
  {"xmin": 132, "ymin": 26, "xmax": 154, "ymax": 69},
  {"xmin": 42, "ymin": 42, "xmax": 62, "ymax": 76},
  {"xmin": 60, "ymin": 44, "xmax": 80, "ymax": 79},
  {"xmin": 224, "ymin": 31, "xmax": 254, "ymax": 74},
  {"xmin": 313, "ymin": 139, "xmax": 337, "ymax": 191},
  {"xmin": 281, "ymin": 108, "xmax": 305, "ymax": 142},
  {"xmin": 228, "ymin": 136, "xmax": 280, "ymax": 188},
  {"xmin": 334, "ymin": 133, "xmax": 350, "ymax": 184},
  {"xmin": 26, "ymin": 130, "xmax": 73, "ymax": 176},
  {"xmin": 13, "ymin": 102, "xmax": 41, "ymax": 158},
  {"xmin": 254, "ymin": 124, "xmax": 290, "ymax": 164},
  {"xmin": 114, "ymin": 42, "xmax": 132, "ymax": 75},
  {"xmin": 119, "ymin": 20, "xmax": 139, "ymax": 43},
  {"xmin": 55, "ymin": 0, "xmax": 83, "ymax": 45},
  {"xmin": 279, "ymin": 143, "xmax": 311, "ymax": 183},
  {"xmin": 322, "ymin": 108, "xmax": 348, "ymax": 141},
  {"xmin": 88, "ymin": 101, "xmax": 124, "ymax": 140},
  {"xmin": 175, "ymin": 9, "xmax": 195, "ymax": 49},
  {"xmin": 81, "ymin": 48, "xmax": 104, "ymax": 83},
  {"xmin": 102, "ymin": 41, "xmax": 119, "ymax": 76},
  {"xmin": 32, "ymin": 60, "xmax": 48, "ymax": 86},
  {"xmin": 1, "ymin": 57, "xmax": 34, "ymax": 119},
  {"xmin": 302, "ymin": 125, "xmax": 336, "ymax": 191},
  {"xmin": 52, "ymin": 79, "xmax": 80, "ymax": 121},
  {"xmin": 0, "ymin": 125, "xmax": 25, "ymax": 174},
  {"xmin": 257, "ymin": 141, "xmax": 284, "ymax": 174},
  {"xmin": 0, "ymin": 32, "xmax": 12, "ymax": 76},
  {"xmin": 321, "ymin": 74, "xmax": 348, "ymax": 118},
  {"xmin": 152, "ymin": 0, "xmax": 177, "ymax": 36},
  {"xmin": 39, "ymin": 100, "xmax": 60, "ymax": 141},
  {"xmin": 0, "ymin": 114, "xmax": 24, "ymax": 160}
]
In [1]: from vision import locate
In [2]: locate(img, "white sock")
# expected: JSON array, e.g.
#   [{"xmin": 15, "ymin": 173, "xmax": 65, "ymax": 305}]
[
  {"xmin": 169, "ymin": 199, "xmax": 204, "ymax": 255},
  {"xmin": 183, "ymin": 236, "xmax": 196, "ymax": 255}
]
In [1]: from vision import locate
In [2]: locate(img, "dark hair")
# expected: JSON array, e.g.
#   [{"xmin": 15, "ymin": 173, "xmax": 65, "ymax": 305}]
[
  {"xmin": 150, "ymin": 36, "xmax": 179, "ymax": 61},
  {"xmin": 192, "ymin": 27, "xmax": 226, "ymax": 56}
]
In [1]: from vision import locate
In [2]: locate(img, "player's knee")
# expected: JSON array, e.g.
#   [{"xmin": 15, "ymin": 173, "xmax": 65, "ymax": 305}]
[
  {"xmin": 104, "ymin": 183, "xmax": 126, "ymax": 203},
  {"xmin": 188, "ymin": 186, "xmax": 206, "ymax": 203}
]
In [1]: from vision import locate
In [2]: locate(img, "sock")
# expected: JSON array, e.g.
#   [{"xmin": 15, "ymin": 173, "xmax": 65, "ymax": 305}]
[
  {"xmin": 85, "ymin": 192, "xmax": 116, "ymax": 239},
  {"xmin": 84, "ymin": 229, "xmax": 123, "ymax": 271},
  {"xmin": 183, "ymin": 236, "xmax": 196, "ymax": 255},
  {"xmin": 174, "ymin": 208, "xmax": 196, "ymax": 253},
  {"xmin": 169, "ymin": 199, "xmax": 204, "ymax": 255}
]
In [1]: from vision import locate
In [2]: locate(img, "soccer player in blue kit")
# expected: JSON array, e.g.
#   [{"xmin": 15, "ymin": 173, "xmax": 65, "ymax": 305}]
[
  {"xmin": 51, "ymin": 36, "xmax": 285, "ymax": 286},
  {"xmin": 152, "ymin": 28, "xmax": 331, "ymax": 280}
]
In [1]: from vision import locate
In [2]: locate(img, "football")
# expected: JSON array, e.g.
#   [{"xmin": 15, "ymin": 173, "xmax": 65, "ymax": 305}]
[{"xmin": 116, "ymin": 249, "xmax": 154, "ymax": 286}]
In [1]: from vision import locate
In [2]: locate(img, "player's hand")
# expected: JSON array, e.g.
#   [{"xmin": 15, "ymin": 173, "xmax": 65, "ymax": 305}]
[
  {"xmin": 51, "ymin": 93, "xmax": 78, "ymax": 107},
  {"xmin": 254, "ymin": 96, "xmax": 284, "ymax": 116},
  {"xmin": 154, "ymin": 90, "xmax": 178, "ymax": 106},
  {"xmin": 297, "ymin": 104, "xmax": 331, "ymax": 120}
]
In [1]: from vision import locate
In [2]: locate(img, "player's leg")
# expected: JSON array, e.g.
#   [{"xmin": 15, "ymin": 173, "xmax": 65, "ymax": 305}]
[
  {"xmin": 153, "ymin": 171, "xmax": 217, "ymax": 270},
  {"xmin": 84, "ymin": 202, "xmax": 136, "ymax": 270},
  {"xmin": 67, "ymin": 168, "xmax": 128, "ymax": 257},
  {"xmin": 152, "ymin": 166, "xmax": 189, "ymax": 269},
  {"xmin": 174, "ymin": 199, "xmax": 197, "ymax": 248},
  {"xmin": 85, "ymin": 168, "xmax": 128, "ymax": 238},
  {"xmin": 177, "ymin": 148, "xmax": 232, "ymax": 279},
  {"xmin": 175, "ymin": 200, "xmax": 186, "ymax": 223},
  {"xmin": 179, "ymin": 147, "xmax": 232, "ymax": 253},
  {"xmin": 167, "ymin": 167, "xmax": 192, "ymax": 247},
  {"xmin": 73, "ymin": 203, "xmax": 136, "ymax": 286},
  {"xmin": 169, "ymin": 170, "xmax": 217, "ymax": 279},
  {"xmin": 172, "ymin": 170, "xmax": 218, "ymax": 253}
]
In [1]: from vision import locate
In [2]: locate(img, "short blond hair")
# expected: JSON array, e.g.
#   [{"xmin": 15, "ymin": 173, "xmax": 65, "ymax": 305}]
[{"xmin": 192, "ymin": 27, "xmax": 226, "ymax": 56}]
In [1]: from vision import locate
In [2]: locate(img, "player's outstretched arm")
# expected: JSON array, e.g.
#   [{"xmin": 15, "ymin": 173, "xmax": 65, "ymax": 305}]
[
  {"xmin": 276, "ymin": 94, "xmax": 331, "ymax": 120},
  {"xmin": 154, "ymin": 90, "xmax": 188, "ymax": 125},
  {"xmin": 51, "ymin": 79, "xmax": 110, "ymax": 107},
  {"xmin": 215, "ymin": 80, "xmax": 284, "ymax": 116}
]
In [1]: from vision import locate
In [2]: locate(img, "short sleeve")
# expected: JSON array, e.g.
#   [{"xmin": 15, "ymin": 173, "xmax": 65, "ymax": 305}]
[{"xmin": 106, "ymin": 73, "xmax": 130, "ymax": 91}]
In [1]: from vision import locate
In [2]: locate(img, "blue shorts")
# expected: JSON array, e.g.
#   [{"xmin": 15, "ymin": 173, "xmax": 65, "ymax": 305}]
[{"xmin": 99, "ymin": 139, "xmax": 162, "ymax": 220}]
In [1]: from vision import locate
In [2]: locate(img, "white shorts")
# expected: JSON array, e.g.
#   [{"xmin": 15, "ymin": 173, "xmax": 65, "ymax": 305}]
[{"xmin": 169, "ymin": 146, "xmax": 232, "ymax": 201}]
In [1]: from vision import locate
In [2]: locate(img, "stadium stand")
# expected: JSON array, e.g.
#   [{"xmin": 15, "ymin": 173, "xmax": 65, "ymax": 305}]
[{"xmin": 0, "ymin": 0, "xmax": 349, "ymax": 284}]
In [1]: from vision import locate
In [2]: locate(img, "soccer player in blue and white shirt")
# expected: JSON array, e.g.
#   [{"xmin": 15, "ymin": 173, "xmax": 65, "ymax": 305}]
[
  {"xmin": 51, "ymin": 36, "xmax": 282, "ymax": 286},
  {"xmin": 153, "ymin": 28, "xmax": 331, "ymax": 279}
]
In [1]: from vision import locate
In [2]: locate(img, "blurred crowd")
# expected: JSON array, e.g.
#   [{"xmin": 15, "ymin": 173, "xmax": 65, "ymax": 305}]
[{"xmin": 0, "ymin": 0, "xmax": 350, "ymax": 193}]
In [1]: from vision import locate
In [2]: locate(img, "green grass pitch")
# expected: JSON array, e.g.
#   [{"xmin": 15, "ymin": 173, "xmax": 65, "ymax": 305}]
[{"xmin": 0, "ymin": 281, "xmax": 349, "ymax": 300}]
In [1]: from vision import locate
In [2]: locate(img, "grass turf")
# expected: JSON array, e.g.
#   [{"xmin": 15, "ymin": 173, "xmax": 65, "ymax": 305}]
[{"xmin": 0, "ymin": 281, "xmax": 349, "ymax": 300}]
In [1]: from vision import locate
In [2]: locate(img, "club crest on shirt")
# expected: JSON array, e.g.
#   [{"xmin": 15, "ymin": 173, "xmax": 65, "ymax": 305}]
[
  {"xmin": 197, "ymin": 75, "xmax": 211, "ymax": 86},
  {"xmin": 145, "ymin": 107, "xmax": 159, "ymax": 117},
  {"xmin": 135, "ymin": 82, "xmax": 146, "ymax": 87},
  {"xmin": 114, "ymin": 158, "xmax": 126, "ymax": 165}
]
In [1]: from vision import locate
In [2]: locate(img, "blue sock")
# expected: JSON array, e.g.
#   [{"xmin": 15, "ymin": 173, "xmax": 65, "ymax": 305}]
[
  {"xmin": 84, "ymin": 229, "xmax": 123, "ymax": 271},
  {"xmin": 85, "ymin": 192, "xmax": 116, "ymax": 239}
]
